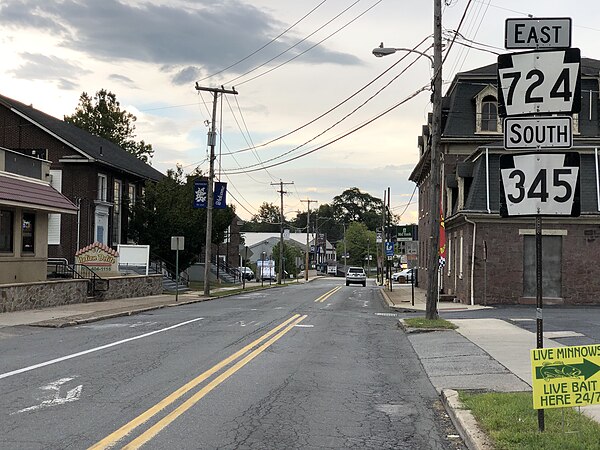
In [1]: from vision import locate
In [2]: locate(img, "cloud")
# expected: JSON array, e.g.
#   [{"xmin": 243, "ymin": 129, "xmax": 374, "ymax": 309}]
[
  {"xmin": 0, "ymin": 0, "xmax": 361, "ymax": 78},
  {"xmin": 108, "ymin": 73, "xmax": 136, "ymax": 86},
  {"xmin": 11, "ymin": 52, "xmax": 91, "ymax": 88}
]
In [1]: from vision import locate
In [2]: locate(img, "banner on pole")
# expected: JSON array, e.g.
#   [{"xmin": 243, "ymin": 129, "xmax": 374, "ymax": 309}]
[
  {"xmin": 193, "ymin": 180, "xmax": 208, "ymax": 209},
  {"xmin": 213, "ymin": 182, "xmax": 227, "ymax": 209}
]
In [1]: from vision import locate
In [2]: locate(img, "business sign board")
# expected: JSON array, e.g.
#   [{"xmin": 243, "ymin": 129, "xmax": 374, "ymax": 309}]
[
  {"xmin": 500, "ymin": 152, "xmax": 580, "ymax": 217},
  {"xmin": 531, "ymin": 344, "xmax": 600, "ymax": 410},
  {"xmin": 505, "ymin": 17, "xmax": 571, "ymax": 49},
  {"xmin": 396, "ymin": 224, "xmax": 418, "ymax": 241},
  {"xmin": 497, "ymin": 48, "xmax": 581, "ymax": 116},
  {"xmin": 504, "ymin": 116, "xmax": 572, "ymax": 149}
]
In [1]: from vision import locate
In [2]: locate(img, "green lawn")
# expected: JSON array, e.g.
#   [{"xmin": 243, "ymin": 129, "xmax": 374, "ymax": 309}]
[{"xmin": 460, "ymin": 391, "xmax": 600, "ymax": 449}]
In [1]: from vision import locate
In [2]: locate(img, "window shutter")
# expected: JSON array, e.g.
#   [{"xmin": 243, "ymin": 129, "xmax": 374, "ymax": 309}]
[{"xmin": 48, "ymin": 170, "xmax": 62, "ymax": 245}]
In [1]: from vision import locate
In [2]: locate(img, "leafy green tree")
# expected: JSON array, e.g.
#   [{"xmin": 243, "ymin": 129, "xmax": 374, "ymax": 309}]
[
  {"xmin": 338, "ymin": 222, "xmax": 376, "ymax": 266},
  {"xmin": 332, "ymin": 187, "xmax": 383, "ymax": 231},
  {"xmin": 65, "ymin": 89, "xmax": 154, "ymax": 163},
  {"xmin": 242, "ymin": 202, "xmax": 281, "ymax": 232},
  {"xmin": 272, "ymin": 241, "xmax": 304, "ymax": 278},
  {"xmin": 128, "ymin": 166, "xmax": 235, "ymax": 270}
]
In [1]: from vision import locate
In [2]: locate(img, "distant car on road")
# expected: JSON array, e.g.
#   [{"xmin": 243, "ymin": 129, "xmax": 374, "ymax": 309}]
[
  {"xmin": 346, "ymin": 266, "xmax": 367, "ymax": 287},
  {"xmin": 392, "ymin": 268, "xmax": 414, "ymax": 283},
  {"xmin": 239, "ymin": 267, "xmax": 254, "ymax": 281}
]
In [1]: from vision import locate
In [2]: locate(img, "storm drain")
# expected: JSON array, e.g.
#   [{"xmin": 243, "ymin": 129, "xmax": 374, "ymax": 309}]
[{"xmin": 375, "ymin": 313, "xmax": 397, "ymax": 317}]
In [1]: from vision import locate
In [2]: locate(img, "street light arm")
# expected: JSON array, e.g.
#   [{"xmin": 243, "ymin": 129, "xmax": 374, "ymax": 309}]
[{"xmin": 372, "ymin": 44, "xmax": 434, "ymax": 66}]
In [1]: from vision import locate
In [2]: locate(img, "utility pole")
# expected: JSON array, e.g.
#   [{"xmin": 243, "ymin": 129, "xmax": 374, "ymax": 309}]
[
  {"xmin": 300, "ymin": 199, "xmax": 317, "ymax": 281},
  {"xmin": 195, "ymin": 84, "xmax": 238, "ymax": 296},
  {"xmin": 271, "ymin": 180, "xmax": 294, "ymax": 284},
  {"xmin": 426, "ymin": 0, "xmax": 443, "ymax": 320}
]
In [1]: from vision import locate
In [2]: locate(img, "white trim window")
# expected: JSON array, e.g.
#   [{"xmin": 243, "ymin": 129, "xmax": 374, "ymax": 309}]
[
  {"xmin": 97, "ymin": 173, "xmax": 108, "ymax": 202},
  {"xmin": 474, "ymin": 85, "xmax": 501, "ymax": 134}
]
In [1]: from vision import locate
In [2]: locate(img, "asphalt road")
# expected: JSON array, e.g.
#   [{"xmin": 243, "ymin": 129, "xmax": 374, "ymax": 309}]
[{"xmin": 0, "ymin": 279, "xmax": 465, "ymax": 449}]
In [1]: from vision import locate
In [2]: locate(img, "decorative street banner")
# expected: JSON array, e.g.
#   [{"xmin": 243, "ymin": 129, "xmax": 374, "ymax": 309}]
[
  {"xmin": 213, "ymin": 182, "xmax": 227, "ymax": 209},
  {"xmin": 193, "ymin": 180, "xmax": 208, "ymax": 209},
  {"xmin": 531, "ymin": 344, "xmax": 600, "ymax": 410}
]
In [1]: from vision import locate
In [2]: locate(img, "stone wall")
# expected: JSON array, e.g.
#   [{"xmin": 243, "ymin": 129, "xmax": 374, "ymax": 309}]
[
  {"xmin": 0, "ymin": 274, "xmax": 163, "ymax": 313},
  {"xmin": 95, "ymin": 274, "xmax": 163, "ymax": 301},
  {"xmin": 0, "ymin": 279, "xmax": 88, "ymax": 313}
]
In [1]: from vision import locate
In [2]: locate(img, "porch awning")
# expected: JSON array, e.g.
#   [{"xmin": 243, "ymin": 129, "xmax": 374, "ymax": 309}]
[{"xmin": 0, "ymin": 173, "xmax": 78, "ymax": 214}]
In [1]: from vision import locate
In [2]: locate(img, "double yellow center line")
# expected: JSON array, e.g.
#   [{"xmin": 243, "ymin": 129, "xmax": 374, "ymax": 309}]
[
  {"xmin": 314, "ymin": 285, "xmax": 341, "ymax": 303},
  {"xmin": 89, "ymin": 314, "xmax": 306, "ymax": 450}
]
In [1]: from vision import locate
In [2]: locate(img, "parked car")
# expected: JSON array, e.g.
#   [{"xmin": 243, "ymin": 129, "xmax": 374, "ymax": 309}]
[
  {"xmin": 392, "ymin": 268, "xmax": 414, "ymax": 283},
  {"xmin": 239, "ymin": 267, "xmax": 254, "ymax": 281},
  {"xmin": 345, "ymin": 266, "xmax": 367, "ymax": 287}
]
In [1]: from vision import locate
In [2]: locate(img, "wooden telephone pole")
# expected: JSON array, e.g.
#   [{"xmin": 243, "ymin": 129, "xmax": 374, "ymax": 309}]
[
  {"xmin": 271, "ymin": 180, "xmax": 294, "ymax": 284},
  {"xmin": 195, "ymin": 84, "xmax": 238, "ymax": 296}
]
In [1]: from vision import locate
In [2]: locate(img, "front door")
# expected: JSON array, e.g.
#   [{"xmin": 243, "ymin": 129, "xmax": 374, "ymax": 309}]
[{"xmin": 95, "ymin": 205, "xmax": 109, "ymax": 245}]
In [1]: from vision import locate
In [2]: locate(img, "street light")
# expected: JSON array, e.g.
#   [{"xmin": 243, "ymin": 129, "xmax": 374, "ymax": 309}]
[
  {"xmin": 372, "ymin": 44, "xmax": 434, "ymax": 67},
  {"xmin": 373, "ymin": 1, "xmax": 443, "ymax": 321}
]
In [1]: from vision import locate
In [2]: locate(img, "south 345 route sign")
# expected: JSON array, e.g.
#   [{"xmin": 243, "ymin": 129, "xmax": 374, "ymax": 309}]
[
  {"xmin": 498, "ymin": 48, "xmax": 581, "ymax": 116},
  {"xmin": 499, "ymin": 152, "xmax": 580, "ymax": 217},
  {"xmin": 531, "ymin": 344, "xmax": 600, "ymax": 410}
]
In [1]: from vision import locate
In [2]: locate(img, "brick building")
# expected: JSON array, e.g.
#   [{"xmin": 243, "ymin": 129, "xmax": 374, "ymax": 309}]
[
  {"xmin": 411, "ymin": 58, "xmax": 600, "ymax": 305},
  {"xmin": 0, "ymin": 94, "xmax": 164, "ymax": 263}
]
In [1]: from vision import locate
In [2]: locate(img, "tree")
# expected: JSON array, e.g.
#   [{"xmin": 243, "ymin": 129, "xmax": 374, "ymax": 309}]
[
  {"xmin": 332, "ymin": 187, "xmax": 383, "ymax": 231},
  {"xmin": 243, "ymin": 202, "xmax": 281, "ymax": 232},
  {"xmin": 272, "ymin": 241, "xmax": 304, "ymax": 278},
  {"xmin": 128, "ymin": 166, "xmax": 235, "ymax": 270},
  {"xmin": 65, "ymin": 89, "xmax": 154, "ymax": 163},
  {"xmin": 338, "ymin": 222, "xmax": 376, "ymax": 267}
]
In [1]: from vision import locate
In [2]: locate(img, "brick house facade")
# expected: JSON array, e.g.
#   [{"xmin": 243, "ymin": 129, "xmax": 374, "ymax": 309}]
[
  {"xmin": 0, "ymin": 94, "xmax": 164, "ymax": 263},
  {"xmin": 411, "ymin": 58, "xmax": 600, "ymax": 305}
]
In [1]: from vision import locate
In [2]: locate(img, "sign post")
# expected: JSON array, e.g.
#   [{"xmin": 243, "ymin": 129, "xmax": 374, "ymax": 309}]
[
  {"xmin": 171, "ymin": 236, "xmax": 185, "ymax": 302},
  {"xmin": 499, "ymin": 16, "xmax": 580, "ymax": 432}
]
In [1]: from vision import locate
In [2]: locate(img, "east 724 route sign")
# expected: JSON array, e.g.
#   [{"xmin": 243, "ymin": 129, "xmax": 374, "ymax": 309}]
[
  {"xmin": 497, "ymin": 48, "xmax": 581, "ymax": 116},
  {"xmin": 499, "ymin": 152, "xmax": 580, "ymax": 217}
]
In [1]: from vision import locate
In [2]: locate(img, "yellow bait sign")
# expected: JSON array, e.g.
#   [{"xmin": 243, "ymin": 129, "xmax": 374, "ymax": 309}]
[{"xmin": 531, "ymin": 345, "xmax": 600, "ymax": 409}]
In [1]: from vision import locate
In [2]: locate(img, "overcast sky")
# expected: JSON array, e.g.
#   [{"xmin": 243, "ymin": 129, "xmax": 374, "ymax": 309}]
[{"xmin": 1, "ymin": 0, "xmax": 599, "ymax": 222}]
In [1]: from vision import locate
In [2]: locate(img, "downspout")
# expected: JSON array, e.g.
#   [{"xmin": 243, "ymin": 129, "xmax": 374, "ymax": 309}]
[
  {"xmin": 485, "ymin": 148, "xmax": 491, "ymax": 213},
  {"xmin": 594, "ymin": 147, "xmax": 600, "ymax": 211},
  {"xmin": 464, "ymin": 215, "xmax": 477, "ymax": 306}
]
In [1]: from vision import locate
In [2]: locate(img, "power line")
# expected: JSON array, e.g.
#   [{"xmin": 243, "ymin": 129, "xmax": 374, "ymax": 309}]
[
  {"xmin": 225, "ymin": 0, "xmax": 364, "ymax": 86},
  {"xmin": 220, "ymin": 36, "xmax": 432, "ymax": 157},
  {"xmin": 197, "ymin": 0, "xmax": 329, "ymax": 83},
  {"xmin": 223, "ymin": 85, "xmax": 429, "ymax": 174}
]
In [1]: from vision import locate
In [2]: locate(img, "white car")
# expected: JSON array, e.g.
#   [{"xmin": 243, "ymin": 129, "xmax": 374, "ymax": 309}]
[
  {"xmin": 392, "ymin": 268, "xmax": 414, "ymax": 283},
  {"xmin": 345, "ymin": 267, "xmax": 367, "ymax": 287}
]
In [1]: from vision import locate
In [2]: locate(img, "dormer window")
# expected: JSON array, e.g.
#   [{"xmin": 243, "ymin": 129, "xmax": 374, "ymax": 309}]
[
  {"xmin": 475, "ymin": 85, "xmax": 501, "ymax": 134},
  {"xmin": 481, "ymin": 96, "xmax": 498, "ymax": 131}
]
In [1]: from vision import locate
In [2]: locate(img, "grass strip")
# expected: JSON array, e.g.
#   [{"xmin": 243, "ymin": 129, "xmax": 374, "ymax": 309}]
[
  {"xmin": 459, "ymin": 391, "xmax": 600, "ymax": 449},
  {"xmin": 403, "ymin": 317, "xmax": 457, "ymax": 329}
]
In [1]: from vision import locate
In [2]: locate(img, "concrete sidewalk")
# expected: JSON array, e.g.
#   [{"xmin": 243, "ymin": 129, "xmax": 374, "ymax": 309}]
[
  {"xmin": 378, "ymin": 281, "xmax": 490, "ymax": 312},
  {"xmin": 379, "ymin": 281, "xmax": 600, "ymax": 448}
]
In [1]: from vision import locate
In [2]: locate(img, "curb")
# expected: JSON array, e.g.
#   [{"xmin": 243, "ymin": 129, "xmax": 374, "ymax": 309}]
[{"xmin": 441, "ymin": 389, "xmax": 494, "ymax": 450}]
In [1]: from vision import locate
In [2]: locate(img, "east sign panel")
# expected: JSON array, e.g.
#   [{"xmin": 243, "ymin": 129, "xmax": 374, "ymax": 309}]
[
  {"xmin": 497, "ymin": 48, "xmax": 581, "ymax": 116},
  {"xmin": 505, "ymin": 17, "xmax": 572, "ymax": 49}
]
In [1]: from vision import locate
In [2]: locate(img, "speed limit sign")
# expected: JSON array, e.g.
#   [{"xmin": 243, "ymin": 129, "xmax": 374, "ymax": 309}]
[
  {"xmin": 499, "ymin": 152, "xmax": 580, "ymax": 217},
  {"xmin": 498, "ymin": 48, "xmax": 581, "ymax": 116}
]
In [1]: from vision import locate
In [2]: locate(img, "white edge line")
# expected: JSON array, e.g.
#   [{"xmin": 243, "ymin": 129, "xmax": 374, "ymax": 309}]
[{"xmin": 0, "ymin": 318, "xmax": 203, "ymax": 380}]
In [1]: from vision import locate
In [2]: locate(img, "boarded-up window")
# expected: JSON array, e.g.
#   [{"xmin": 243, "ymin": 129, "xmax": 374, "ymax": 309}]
[{"xmin": 48, "ymin": 170, "xmax": 62, "ymax": 245}]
